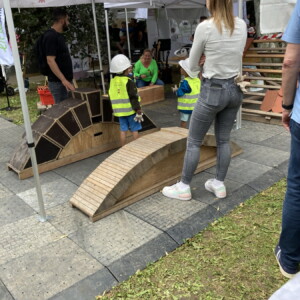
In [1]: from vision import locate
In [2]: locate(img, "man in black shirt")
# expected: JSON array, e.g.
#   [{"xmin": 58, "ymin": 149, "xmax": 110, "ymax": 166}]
[{"xmin": 44, "ymin": 8, "xmax": 74, "ymax": 103}]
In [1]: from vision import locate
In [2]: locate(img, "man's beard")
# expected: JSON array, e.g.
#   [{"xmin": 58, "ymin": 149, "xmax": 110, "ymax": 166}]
[{"xmin": 63, "ymin": 23, "xmax": 69, "ymax": 32}]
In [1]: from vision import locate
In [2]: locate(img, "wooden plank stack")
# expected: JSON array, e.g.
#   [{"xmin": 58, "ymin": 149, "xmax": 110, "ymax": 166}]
[
  {"xmin": 242, "ymin": 38, "xmax": 285, "ymax": 125},
  {"xmin": 70, "ymin": 127, "xmax": 243, "ymax": 222}
]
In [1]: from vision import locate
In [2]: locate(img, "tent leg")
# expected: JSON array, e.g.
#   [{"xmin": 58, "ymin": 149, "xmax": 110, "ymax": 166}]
[
  {"xmin": 3, "ymin": 0, "xmax": 47, "ymax": 222},
  {"xmin": 92, "ymin": 0, "xmax": 106, "ymax": 94}
]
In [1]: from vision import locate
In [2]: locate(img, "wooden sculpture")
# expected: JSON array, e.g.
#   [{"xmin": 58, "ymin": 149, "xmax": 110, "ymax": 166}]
[
  {"xmin": 70, "ymin": 127, "xmax": 243, "ymax": 222},
  {"xmin": 8, "ymin": 88, "xmax": 157, "ymax": 179}
]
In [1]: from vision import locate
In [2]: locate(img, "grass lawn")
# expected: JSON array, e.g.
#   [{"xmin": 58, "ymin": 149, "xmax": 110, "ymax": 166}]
[
  {"xmin": 0, "ymin": 77, "xmax": 100, "ymax": 125},
  {"xmin": 97, "ymin": 179, "xmax": 287, "ymax": 300}
]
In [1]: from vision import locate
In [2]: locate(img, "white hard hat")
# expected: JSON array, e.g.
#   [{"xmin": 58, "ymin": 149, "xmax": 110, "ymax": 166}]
[
  {"xmin": 110, "ymin": 54, "xmax": 131, "ymax": 73},
  {"xmin": 174, "ymin": 48, "xmax": 188, "ymax": 58},
  {"xmin": 179, "ymin": 58, "xmax": 199, "ymax": 78}
]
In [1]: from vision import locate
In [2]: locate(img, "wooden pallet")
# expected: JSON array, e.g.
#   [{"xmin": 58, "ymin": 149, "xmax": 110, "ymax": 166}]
[
  {"xmin": 70, "ymin": 127, "xmax": 243, "ymax": 222},
  {"xmin": 242, "ymin": 38, "xmax": 285, "ymax": 124}
]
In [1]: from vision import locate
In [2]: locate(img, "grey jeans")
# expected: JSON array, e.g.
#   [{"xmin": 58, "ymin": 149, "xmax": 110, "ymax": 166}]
[
  {"xmin": 181, "ymin": 76, "xmax": 243, "ymax": 184},
  {"xmin": 48, "ymin": 81, "xmax": 69, "ymax": 104}
]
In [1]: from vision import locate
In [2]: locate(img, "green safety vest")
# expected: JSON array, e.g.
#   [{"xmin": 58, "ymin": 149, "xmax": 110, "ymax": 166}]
[
  {"xmin": 109, "ymin": 76, "xmax": 136, "ymax": 117},
  {"xmin": 177, "ymin": 77, "xmax": 201, "ymax": 111}
]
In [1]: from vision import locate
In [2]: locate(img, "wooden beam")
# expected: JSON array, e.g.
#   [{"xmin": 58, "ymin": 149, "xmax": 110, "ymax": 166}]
[
  {"xmin": 253, "ymin": 39, "xmax": 284, "ymax": 43},
  {"xmin": 243, "ymin": 99, "xmax": 262, "ymax": 105},
  {"xmin": 243, "ymin": 68, "xmax": 282, "ymax": 74},
  {"xmin": 244, "ymin": 54, "xmax": 284, "ymax": 58},
  {"xmin": 242, "ymin": 62, "xmax": 283, "ymax": 67},
  {"xmin": 244, "ymin": 76, "xmax": 282, "ymax": 81},
  {"xmin": 248, "ymin": 47, "xmax": 285, "ymax": 51},
  {"xmin": 247, "ymin": 84, "xmax": 280, "ymax": 89},
  {"xmin": 242, "ymin": 108, "xmax": 282, "ymax": 117}
]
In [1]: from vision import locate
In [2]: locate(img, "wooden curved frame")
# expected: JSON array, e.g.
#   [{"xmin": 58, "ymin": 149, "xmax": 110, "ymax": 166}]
[{"xmin": 70, "ymin": 127, "xmax": 243, "ymax": 222}]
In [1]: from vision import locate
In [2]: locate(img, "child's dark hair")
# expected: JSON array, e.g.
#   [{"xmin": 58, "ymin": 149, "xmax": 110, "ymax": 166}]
[{"xmin": 52, "ymin": 8, "xmax": 68, "ymax": 23}]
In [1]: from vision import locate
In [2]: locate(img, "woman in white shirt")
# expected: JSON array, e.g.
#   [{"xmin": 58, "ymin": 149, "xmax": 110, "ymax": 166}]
[{"xmin": 163, "ymin": 0, "xmax": 247, "ymax": 200}]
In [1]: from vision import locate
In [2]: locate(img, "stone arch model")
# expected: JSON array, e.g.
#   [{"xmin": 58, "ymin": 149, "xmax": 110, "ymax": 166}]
[
  {"xmin": 7, "ymin": 88, "xmax": 157, "ymax": 179},
  {"xmin": 70, "ymin": 127, "xmax": 242, "ymax": 222}
]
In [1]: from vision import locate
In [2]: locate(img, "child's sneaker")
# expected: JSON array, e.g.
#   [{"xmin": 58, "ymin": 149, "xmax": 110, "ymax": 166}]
[
  {"xmin": 205, "ymin": 179, "xmax": 226, "ymax": 198},
  {"xmin": 274, "ymin": 244, "xmax": 299, "ymax": 279},
  {"xmin": 162, "ymin": 182, "xmax": 191, "ymax": 201}
]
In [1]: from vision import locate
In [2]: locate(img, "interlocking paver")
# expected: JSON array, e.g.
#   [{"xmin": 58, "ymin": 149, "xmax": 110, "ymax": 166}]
[
  {"xmin": 69, "ymin": 210, "xmax": 162, "ymax": 266},
  {"xmin": 0, "ymin": 194, "xmax": 34, "ymax": 226},
  {"xmin": 17, "ymin": 178, "xmax": 78, "ymax": 211},
  {"xmin": 126, "ymin": 192, "xmax": 207, "ymax": 230},
  {"xmin": 0, "ymin": 238, "xmax": 104, "ymax": 300},
  {"xmin": 0, "ymin": 215, "xmax": 63, "ymax": 266}
]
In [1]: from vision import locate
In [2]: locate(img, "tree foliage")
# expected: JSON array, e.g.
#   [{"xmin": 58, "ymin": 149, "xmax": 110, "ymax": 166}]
[{"xmin": 12, "ymin": 4, "xmax": 106, "ymax": 73}]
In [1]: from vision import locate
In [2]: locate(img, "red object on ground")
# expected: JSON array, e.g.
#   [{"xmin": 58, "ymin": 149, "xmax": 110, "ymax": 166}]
[{"xmin": 37, "ymin": 86, "xmax": 55, "ymax": 105}]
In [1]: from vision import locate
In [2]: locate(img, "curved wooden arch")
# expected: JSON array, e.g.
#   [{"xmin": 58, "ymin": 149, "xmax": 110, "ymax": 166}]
[
  {"xmin": 7, "ymin": 89, "xmax": 157, "ymax": 179},
  {"xmin": 70, "ymin": 127, "xmax": 242, "ymax": 222}
]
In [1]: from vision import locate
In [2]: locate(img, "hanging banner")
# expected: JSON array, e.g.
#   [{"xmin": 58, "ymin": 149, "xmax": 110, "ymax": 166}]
[{"xmin": 0, "ymin": 8, "xmax": 13, "ymax": 65}]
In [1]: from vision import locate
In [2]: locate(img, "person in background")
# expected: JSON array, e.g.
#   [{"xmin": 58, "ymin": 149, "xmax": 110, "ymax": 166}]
[
  {"xmin": 174, "ymin": 58, "xmax": 200, "ymax": 128},
  {"xmin": 162, "ymin": 0, "xmax": 247, "ymax": 201},
  {"xmin": 43, "ymin": 8, "xmax": 74, "ymax": 103},
  {"xmin": 109, "ymin": 54, "xmax": 143, "ymax": 146},
  {"xmin": 133, "ymin": 49, "xmax": 164, "ymax": 88},
  {"xmin": 274, "ymin": 0, "xmax": 300, "ymax": 279},
  {"xmin": 190, "ymin": 16, "xmax": 208, "ymax": 42}
]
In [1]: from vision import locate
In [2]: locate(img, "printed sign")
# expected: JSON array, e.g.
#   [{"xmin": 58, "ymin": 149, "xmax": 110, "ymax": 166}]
[{"xmin": 0, "ymin": 8, "xmax": 13, "ymax": 66}]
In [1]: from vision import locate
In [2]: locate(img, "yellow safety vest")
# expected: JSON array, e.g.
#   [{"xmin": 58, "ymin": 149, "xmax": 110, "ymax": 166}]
[
  {"xmin": 177, "ymin": 77, "xmax": 201, "ymax": 111},
  {"xmin": 109, "ymin": 76, "xmax": 136, "ymax": 117}
]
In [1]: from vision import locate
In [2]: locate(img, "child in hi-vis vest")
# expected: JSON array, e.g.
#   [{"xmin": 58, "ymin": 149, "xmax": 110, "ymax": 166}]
[
  {"xmin": 109, "ymin": 54, "xmax": 143, "ymax": 146},
  {"xmin": 174, "ymin": 58, "xmax": 200, "ymax": 128}
]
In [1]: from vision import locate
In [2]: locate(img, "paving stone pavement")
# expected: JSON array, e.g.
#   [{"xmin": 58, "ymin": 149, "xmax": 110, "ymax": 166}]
[{"xmin": 0, "ymin": 97, "xmax": 290, "ymax": 300}]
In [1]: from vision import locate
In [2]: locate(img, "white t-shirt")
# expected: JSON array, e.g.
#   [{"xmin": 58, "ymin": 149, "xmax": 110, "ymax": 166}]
[{"xmin": 189, "ymin": 17, "xmax": 247, "ymax": 79}]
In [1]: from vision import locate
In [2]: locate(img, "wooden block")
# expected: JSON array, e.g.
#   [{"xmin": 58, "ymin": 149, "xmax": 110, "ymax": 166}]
[
  {"xmin": 137, "ymin": 85, "xmax": 165, "ymax": 106},
  {"xmin": 272, "ymin": 93, "xmax": 283, "ymax": 113},
  {"xmin": 260, "ymin": 90, "xmax": 278, "ymax": 112}
]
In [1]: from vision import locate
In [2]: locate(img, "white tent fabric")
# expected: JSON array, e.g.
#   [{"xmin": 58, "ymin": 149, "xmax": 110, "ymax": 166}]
[
  {"xmin": 260, "ymin": 0, "xmax": 296, "ymax": 34},
  {"xmin": 0, "ymin": 0, "xmax": 132, "ymax": 8},
  {"xmin": 104, "ymin": 0, "xmax": 206, "ymax": 9}
]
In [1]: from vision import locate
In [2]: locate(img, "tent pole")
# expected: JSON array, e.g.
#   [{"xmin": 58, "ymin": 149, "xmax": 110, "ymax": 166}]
[
  {"xmin": 105, "ymin": 9, "xmax": 112, "ymax": 80},
  {"xmin": 91, "ymin": 0, "xmax": 106, "ymax": 94},
  {"xmin": 3, "ymin": 0, "xmax": 47, "ymax": 222},
  {"xmin": 236, "ymin": 0, "xmax": 243, "ymax": 130},
  {"xmin": 125, "ymin": 8, "xmax": 132, "ymax": 61}
]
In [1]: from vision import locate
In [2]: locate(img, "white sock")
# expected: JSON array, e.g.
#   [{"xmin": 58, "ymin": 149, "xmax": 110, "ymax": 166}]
[
  {"xmin": 212, "ymin": 179, "xmax": 224, "ymax": 188},
  {"xmin": 178, "ymin": 181, "xmax": 190, "ymax": 189}
]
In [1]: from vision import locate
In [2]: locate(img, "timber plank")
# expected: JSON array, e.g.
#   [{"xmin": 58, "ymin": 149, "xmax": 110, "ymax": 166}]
[
  {"xmin": 243, "ymin": 68, "xmax": 282, "ymax": 74},
  {"xmin": 242, "ymin": 108, "xmax": 282, "ymax": 117}
]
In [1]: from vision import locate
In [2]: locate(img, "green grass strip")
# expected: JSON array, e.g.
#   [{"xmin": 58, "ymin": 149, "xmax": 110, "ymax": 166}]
[{"xmin": 98, "ymin": 179, "xmax": 288, "ymax": 300}]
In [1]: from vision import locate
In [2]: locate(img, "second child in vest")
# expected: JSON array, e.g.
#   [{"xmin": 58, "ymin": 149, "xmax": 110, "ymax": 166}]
[
  {"xmin": 109, "ymin": 54, "xmax": 143, "ymax": 146},
  {"xmin": 175, "ymin": 58, "xmax": 200, "ymax": 128}
]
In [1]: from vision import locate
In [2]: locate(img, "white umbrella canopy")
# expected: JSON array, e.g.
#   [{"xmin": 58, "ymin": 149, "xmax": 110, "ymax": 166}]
[{"xmin": 0, "ymin": 0, "xmax": 134, "ymax": 8}]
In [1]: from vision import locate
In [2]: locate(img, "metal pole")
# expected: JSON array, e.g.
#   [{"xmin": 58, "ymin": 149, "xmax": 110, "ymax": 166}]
[
  {"xmin": 3, "ymin": 0, "xmax": 47, "ymax": 222},
  {"xmin": 125, "ymin": 8, "xmax": 132, "ymax": 61},
  {"xmin": 105, "ymin": 9, "xmax": 112, "ymax": 80},
  {"xmin": 91, "ymin": 0, "xmax": 106, "ymax": 94},
  {"xmin": 236, "ymin": 0, "xmax": 243, "ymax": 130}
]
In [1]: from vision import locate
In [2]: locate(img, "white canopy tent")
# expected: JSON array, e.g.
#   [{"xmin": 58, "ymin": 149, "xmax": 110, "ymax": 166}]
[{"xmin": 260, "ymin": 0, "xmax": 296, "ymax": 34}]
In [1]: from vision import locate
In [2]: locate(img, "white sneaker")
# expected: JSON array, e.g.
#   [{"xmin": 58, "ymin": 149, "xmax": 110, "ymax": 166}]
[
  {"xmin": 205, "ymin": 179, "xmax": 226, "ymax": 198},
  {"xmin": 162, "ymin": 182, "xmax": 192, "ymax": 201}
]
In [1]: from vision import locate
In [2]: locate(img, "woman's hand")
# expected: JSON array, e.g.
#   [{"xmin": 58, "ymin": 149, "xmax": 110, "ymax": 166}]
[
  {"xmin": 149, "ymin": 82, "xmax": 154, "ymax": 86},
  {"xmin": 141, "ymin": 74, "xmax": 147, "ymax": 79},
  {"xmin": 199, "ymin": 55, "xmax": 206, "ymax": 66}
]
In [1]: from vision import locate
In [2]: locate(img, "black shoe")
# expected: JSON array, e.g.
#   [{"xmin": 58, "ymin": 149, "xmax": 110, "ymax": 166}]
[{"xmin": 274, "ymin": 244, "xmax": 299, "ymax": 279}]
